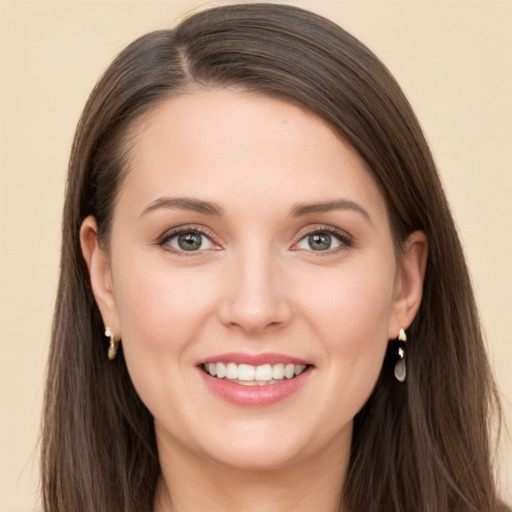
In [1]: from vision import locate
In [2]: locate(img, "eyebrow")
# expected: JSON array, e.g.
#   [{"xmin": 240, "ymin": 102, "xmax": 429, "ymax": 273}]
[
  {"xmin": 290, "ymin": 199, "xmax": 372, "ymax": 224},
  {"xmin": 141, "ymin": 196, "xmax": 371, "ymax": 223},
  {"xmin": 141, "ymin": 196, "xmax": 225, "ymax": 217}
]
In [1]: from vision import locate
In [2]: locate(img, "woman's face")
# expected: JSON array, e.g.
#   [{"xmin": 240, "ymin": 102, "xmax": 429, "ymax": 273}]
[{"xmin": 84, "ymin": 89, "xmax": 424, "ymax": 471}]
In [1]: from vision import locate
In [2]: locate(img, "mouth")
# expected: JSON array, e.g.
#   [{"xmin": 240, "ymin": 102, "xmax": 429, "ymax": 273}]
[
  {"xmin": 201, "ymin": 362, "xmax": 310, "ymax": 386},
  {"xmin": 197, "ymin": 354, "xmax": 314, "ymax": 406}
]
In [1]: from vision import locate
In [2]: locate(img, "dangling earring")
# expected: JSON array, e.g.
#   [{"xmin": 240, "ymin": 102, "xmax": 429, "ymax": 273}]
[
  {"xmin": 105, "ymin": 326, "xmax": 118, "ymax": 360},
  {"xmin": 394, "ymin": 328, "xmax": 407, "ymax": 382}
]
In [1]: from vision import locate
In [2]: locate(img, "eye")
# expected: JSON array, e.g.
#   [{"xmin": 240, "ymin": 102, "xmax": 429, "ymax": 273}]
[
  {"xmin": 163, "ymin": 229, "xmax": 216, "ymax": 252},
  {"xmin": 294, "ymin": 228, "xmax": 351, "ymax": 252}
]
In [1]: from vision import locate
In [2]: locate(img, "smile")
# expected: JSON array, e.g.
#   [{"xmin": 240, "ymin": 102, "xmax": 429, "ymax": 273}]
[
  {"xmin": 202, "ymin": 362, "xmax": 308, "ymax": 385},
  {"xmin": 198, "ymin": 355, "xmax": 313, "ymax": 406}
]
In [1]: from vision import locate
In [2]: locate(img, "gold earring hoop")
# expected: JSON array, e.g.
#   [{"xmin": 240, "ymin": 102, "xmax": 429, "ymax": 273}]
[
  {"xmin": 394, "ymin": 328, "xmax": 407, "ymax": 382},
  {"xmin": 105, "ymin": 326, "xmax": 118, "ymax": 360}
]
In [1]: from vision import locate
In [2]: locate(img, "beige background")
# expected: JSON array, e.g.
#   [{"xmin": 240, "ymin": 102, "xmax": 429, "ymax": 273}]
[{"xmin": 1, "ymin": 1, "xmax": 510, "ymax": 510}]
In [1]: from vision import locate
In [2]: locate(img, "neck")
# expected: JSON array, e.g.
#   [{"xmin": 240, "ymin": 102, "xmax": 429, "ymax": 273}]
[{"xmin": 153, "ymin": 429, "xmax": 350, "ymax": 512}]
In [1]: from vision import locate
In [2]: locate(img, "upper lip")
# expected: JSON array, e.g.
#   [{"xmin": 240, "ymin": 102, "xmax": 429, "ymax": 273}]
[{"xmin": 199, "ymin": 352, "xmax": 312, "ymax": 366}]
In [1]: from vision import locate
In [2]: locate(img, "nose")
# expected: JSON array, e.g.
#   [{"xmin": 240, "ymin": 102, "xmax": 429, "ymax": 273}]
[{"xmin": 217, "ymin": 245, "xmax": 293, "ymax": 335}]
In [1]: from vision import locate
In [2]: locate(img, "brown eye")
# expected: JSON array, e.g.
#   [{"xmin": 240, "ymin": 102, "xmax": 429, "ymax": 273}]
[
  {"xmin": 295, "ymin": 230, "xmax": 345, "ymax": 252},
  {"xmin": 308, "ymin": 233, "xmax": 332, "ymax": 251},
  {"xmin": 178, "ymin": 232, "xmax": 202, "ymax": 251},
  {"xmin": 165, "ymin": 230, "xmax": 214, "ymax": 252}
]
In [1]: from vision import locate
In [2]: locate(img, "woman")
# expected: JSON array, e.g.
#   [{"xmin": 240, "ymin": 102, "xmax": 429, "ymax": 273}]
[{"xmin": 41, "ymin": 3, "xmax": 509, "ymax": 511}]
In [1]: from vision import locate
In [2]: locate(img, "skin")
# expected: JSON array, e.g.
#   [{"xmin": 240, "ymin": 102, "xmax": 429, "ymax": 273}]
[{"xmin": 81, "ymin": 89, "xmax": 428, "ymax": 512}]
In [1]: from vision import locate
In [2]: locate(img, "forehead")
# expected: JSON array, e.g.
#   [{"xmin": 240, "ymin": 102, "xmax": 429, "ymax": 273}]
[{"xmin": 119, "ymin": 88, "xmax": 386, "ymax": 221}]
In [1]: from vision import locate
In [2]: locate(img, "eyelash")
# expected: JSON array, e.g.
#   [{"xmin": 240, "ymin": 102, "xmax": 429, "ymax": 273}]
[
  {"xmin": 157, "ymin": 225, "xmax": 219, "ymax": 257},
  {"xmin": 157, "ymin": 224, "xmax": 353, "ymax": 256},
  {"xmin": 293, "ymin": 226, "xmax": 354, "ymax": 255}
]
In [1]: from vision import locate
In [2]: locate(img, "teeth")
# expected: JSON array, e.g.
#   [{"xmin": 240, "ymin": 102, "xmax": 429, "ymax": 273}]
[
  {"xmin": 203, "ymin": 362, "xmax": 308, "ymax": 382},
  {"xmin": 284, "ymin": 364, "xmax": 295, "ymax": 379},
  {"xmin": 255, "ymin": 364, "xmax": 272, "ymax": 380},
  {"xmin": 226, "ymin": 362, "xmax": 238, "ymax": 379},
  {"xmin": 272, "ymin": 363, "xmax": 285, "ymax": 380},
  {"xmin": 295, "ymin": 364, "xmax": 306, "ymax": 376},
  {"xmin": 238, "ymin": 364, "xmax": 256, "ymax": 381},
  {"xmin": 216, "ymin": 362, "xmax": 226, "ymax": 379}
]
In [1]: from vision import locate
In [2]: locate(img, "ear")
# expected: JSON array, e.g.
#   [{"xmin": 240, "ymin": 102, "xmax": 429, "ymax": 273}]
[
  {"xmin": 388, "ymin": 230, "xmax": 428, "ymax": 339},
  {"xmin": 80, "ymin": 216, "xmax": 120, "ymax": 337}
]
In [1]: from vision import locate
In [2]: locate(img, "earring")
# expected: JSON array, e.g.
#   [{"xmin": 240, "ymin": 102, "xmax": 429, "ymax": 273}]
[
  {"xmin": 105, "ymin": 326, "xmax": 118, "ymax": 360},
  {"xmin": 394, "ymin": 328, "xmax": 407, "ymax": 382}
]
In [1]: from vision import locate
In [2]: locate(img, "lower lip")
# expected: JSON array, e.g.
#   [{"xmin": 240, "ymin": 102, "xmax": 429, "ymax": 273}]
[{"xmin": 199, "ymin": 367, "xmax": 312, "ymax": 407}]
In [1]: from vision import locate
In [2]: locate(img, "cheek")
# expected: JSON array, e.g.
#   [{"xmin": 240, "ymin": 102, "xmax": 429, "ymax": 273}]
[
  {"xmin": 109, "ymin": 259, "xmax": 217, "ymax": 420},
  {"xmin": 299, "ymin": 258, "xmax": 396, "ymax": 383},
  {"xmin": 317, "ymin": 269, "xmax": 395, "ymax": 422},
  {"xmin": 112, "ymin": 259, "xmax": 215, "ymax": 352},
  {"xmin": 305, "ymin": 262, "xmax": 395, "ymax": 336},
  {"xmin": 109, "ymin": 258, "xmax": 221, "ymax": 418}
]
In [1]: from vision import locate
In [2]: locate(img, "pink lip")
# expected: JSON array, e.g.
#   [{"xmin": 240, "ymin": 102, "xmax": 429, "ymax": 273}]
[
  {"xmin": 198, "ymin": 365, "xmax": 313, "ymax": 407},
  {"xmin": 200, "ymin": 352, "xmax": 311, "ymax": 366}
]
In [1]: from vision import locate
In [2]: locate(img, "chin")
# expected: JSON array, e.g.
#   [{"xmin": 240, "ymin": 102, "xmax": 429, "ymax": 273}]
[
  {"xmin": 208, "ymin": 445, "xmax": 306, "ymax": 473},
  {"xmin": 195, "ymin": 423, "xmax": 337, "ymax": 473}
]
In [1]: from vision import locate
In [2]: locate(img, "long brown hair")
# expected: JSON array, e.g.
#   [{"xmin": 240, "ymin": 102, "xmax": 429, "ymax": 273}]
[{"xmin": 41, "ymin": 3, "xmax": 508, "ymax": 511}]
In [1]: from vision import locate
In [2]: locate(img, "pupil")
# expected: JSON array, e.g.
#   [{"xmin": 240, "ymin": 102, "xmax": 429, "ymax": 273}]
[
  {"xmin": 309, "ymin": 233, "xmax": 331, "ymax": 251},
  {"xmin": 178, "ymin": 232, "xmax": 202, "ymax": 251}
]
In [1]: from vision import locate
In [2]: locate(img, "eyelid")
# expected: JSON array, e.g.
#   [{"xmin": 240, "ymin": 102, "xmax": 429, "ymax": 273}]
[
  {"xmin": 157, "ymin": 224, "xmax": 222, "ymax": 254},
  {"xmin": 291, "ymin": 224, "xmax": 354, "ymax": 253},
  {"xmin": 155, "ymin": 223, "xmax": 353, "ymax": 255}
]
